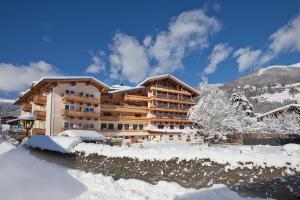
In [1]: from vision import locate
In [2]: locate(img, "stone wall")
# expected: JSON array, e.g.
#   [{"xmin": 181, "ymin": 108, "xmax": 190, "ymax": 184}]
[{"xmin": 74, "ymin": 152, "xmax": 300, "ymax": 200}]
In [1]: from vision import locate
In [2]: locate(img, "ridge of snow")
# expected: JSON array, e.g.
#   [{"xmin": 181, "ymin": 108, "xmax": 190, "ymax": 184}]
[
  {"xmin": 257, "ymin": 63, "xmax": 300, "ymax": 76},
  {"xmin": 74, "ymin": 142, "xmax": 300, "ymax": 172},
  {"xmin": 0, "ymin": 97, "xmax": 15, "ymax": 103}
]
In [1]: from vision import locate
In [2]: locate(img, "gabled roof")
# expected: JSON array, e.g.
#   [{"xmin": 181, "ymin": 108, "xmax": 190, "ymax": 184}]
[
  {"xmin": 257, "ymin": 104, "xmax": 300, "ymax": 119},
  {"xmin": 137, "ymin": 74, "xmax": 200, "ymax": 95},
  {"xmin": 15, "ymin": 76, "xmax": 110, "ymax": 105}
]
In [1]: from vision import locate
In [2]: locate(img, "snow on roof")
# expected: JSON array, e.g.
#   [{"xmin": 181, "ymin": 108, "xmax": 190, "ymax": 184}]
[
  {"xmin": 18, "ymin": 112, "xmax": 37, "ymax": 120},
  {"xmin": 14, "ymin": 76, "xmax": 110, "ymax": 104},
  {"xmin": 137, "ymin": 74, "xmax": 200, "ymax": 95},
  {"xmin": 257, "ymin": 104, "xmax": 300, "ymax": 119},
  {"xmin": 109, "ymin": 85, "xmax": 145, "ymax": 94},
  {"xmin": 26, "ymin": 135, "xmax": 82, "ymax": 153},
  {"xmin": 58, "ymin": 130, "xmax": 105, "ymax": 141},
  {"xmin": 34, "ymin": 76, "xmax": 110, "ymax": 89}
]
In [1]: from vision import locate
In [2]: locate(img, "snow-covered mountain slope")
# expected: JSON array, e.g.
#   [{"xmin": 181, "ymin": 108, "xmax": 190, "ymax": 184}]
[
  {"xmin": 0, "ymin": 98, "xmax": 14, "ymax": 103},
  {"xmin": 219, "ymin": 63, "xmax": 300, "ymax": 113},
  {"xmin": 0, "ymin": 97, "xmax": 20, "ymax": 116}
]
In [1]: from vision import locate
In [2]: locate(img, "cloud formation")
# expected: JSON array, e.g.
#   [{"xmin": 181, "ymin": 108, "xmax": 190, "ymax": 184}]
[
  {"xmin": 0, "ymin": 61, "xmax": 59, "ymax": 93},
  {"xmin": 233, "ymin": 47, "xmax": 262, "ymax": 72},
  {"xmin": 234, "ymin": 12, "xmax": 300, "ymax": 72},
  {"xmin": 85, "ymin": 51, "xmax": 106, "ymax": 74},
  {"xmin": 204, "ymin": 43, "xmax": 232, "ymax": 75},
  {"xmin": 109, "ymin": 33, "xmax": 149, "ymax": 83},
  {"xmin": 108, "ymin": 9, "xmax": 221, "ymax": 83}
]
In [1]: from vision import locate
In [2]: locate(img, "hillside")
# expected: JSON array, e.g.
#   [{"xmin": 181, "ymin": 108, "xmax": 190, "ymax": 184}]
[
  {"xmin": 219, "ymin": 63, "xmax": 300, "ymax": 113},
  {"xmin": 0, "ymin": 98, "xmax": 20, "ymax": 117}
]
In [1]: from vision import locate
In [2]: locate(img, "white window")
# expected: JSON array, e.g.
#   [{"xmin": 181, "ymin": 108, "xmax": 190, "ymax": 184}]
[
  {"xmin": 85, "ymin": 93, "xmax": 94, "ymax": 98},
  {"xmin": 84, "ymin": 124, "xmax": 94, "ymax": 129},
  {"xmin": 179, "ymin": 125, "xmax": 185, "ymax": 129},
  {"xmin": 169, "ymin": 135, "xmax": 173, "ymax": 140},
  {"xmin": 65, "ymin": 89, "xmax": 75, "ymax": 94},
  {"xmin": 178, "ymin": 134, "xmax": 182, "ymax": 140},
  {"xmin": 64, "ymin": 122, "xmax": 75, "ymax": 129},
  {"xmin": 85, "ymin": 107, "xmax": 94, "ymax": 112},
  {"xmin": 158, "ymin": 124, "xmax": 164, "ymax": 129},
  {"xmin": 65, "ymin": 104, "xmax": 75, "ymax": 110}
]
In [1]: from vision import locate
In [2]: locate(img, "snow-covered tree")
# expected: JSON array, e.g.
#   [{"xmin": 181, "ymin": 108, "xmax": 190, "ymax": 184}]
[
  {"xmin": 188, "ymin": 85, "xmax": 243, "ymax": 141},
  {"xmin": 254, "ymin": 112, "xmax": 300, "ymax": 135},
  {"xmin": 230, "ymin": 93, "xmax": 254, "ymax": 117}
]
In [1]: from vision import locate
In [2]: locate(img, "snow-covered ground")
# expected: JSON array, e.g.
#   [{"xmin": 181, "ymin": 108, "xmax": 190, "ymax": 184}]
[
  {"xmin": 0, "ymin": 137, "xmax": 265, "ymax": 200},
  {"xmin": 74, "ymin": 142, "xmax": 300, "ymax": 172},
  {"xmin": 260, "ymin": 88, "xmax": 300, "ymax": 103}
]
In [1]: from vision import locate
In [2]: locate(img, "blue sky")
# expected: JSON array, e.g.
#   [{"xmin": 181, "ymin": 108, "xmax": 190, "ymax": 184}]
[{"xmin": 0, "ymin": 0, "xmax": 300, "ymax": 99}]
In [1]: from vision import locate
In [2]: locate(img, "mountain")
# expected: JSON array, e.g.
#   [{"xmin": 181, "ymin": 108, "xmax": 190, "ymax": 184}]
[
  {"xmin": 0, "ymin": 98, "xmax": 20, "ymax": 117},
  {"xmin": 219, "ymin": 63, "xmax": 300, "ymax": 114}
]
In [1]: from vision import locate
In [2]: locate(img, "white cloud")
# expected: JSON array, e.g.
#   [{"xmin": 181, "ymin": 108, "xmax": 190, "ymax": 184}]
[
  {"xmin": 0, "ymin": 61, "xmax": 59, "ymax": 92},
  {"xmin": 234, "ymin": 12, "xmax": 300, "ymax": 71},
  {"xmin": 85, "ymin": 51, "xmax": 106, "ymax": 74},
  {"xmin": 204, "ymin": 43, "xmax": 232, "ymax": 75},
  {"xmin": 109, "ymin": 33, "xmax": 149, "ymax": 83},
  {"xmin": 233, "ymin": 47, "xmax": 262, "ymax": 72},
  {"xmin": 108, "ymin": 9, "xmax": 221, "ymax": 83},
  {"xmin": 261, "ymin": 13, "xmax": 300, "ymax": 64},
  {"xmin": 149, "ymin": 9, "xmax": 221, "ymax": 75}
]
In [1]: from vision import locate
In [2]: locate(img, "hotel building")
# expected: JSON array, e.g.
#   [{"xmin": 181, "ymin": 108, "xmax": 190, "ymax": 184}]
[{"xmin": 15, "ymin": 75, "xmax": 201, "ymax": 142}]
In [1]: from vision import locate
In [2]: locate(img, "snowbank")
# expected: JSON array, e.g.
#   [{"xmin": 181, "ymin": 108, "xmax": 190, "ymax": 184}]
[
  {"xmin": 74, "ymin": 142, "xmax": 300, "ymax": 172},
  {"xmin": 58, "ymin": 129, "xmax": 105, "ymax": 141},
  {"xmin": 0, "ymin": 137, "xmax": 262, "ymax": 200},
  {"xmin": 26, "ymin": 135, "xmax": 82, "ymax": 153}
]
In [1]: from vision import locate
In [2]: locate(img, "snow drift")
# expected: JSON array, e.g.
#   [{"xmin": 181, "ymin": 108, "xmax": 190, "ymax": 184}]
[{"xmin": 26, "ymin": 135, "xmax": 82, "ymax": 153}]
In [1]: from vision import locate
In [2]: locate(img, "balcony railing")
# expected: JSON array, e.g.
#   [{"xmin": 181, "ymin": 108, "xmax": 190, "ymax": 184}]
[
  {"xmin": 33, "ymin": 95, "xmax": 47, "ymax": 105},
  {"xmin": 149, "ymin": 118, "xmax": 192, "ymax": 123},
  {"xmin": 149, "ymin": 107, "xmax": 188, "ymax": 113},
  {"xmin": 100, "ymin": 104, "xmax": 148, "ymax": 113},
  {"xmin": 60, "ymin": 127, "xmax": 96, "ymax": 132},
  {"xmin": 151, "ymin": 96, "xmax": 195, "ymax": 105},
  {"xmin": 22, "ymin": 103, "xmax": 32, "ymax": 112},
  {"xmin": 62, "ymin": 93, "xmax": 100, "ymax": 105},
  {"xmin": 150, "ymin": 86, "xmax": 191, "ymax": 96},
  {"xmin": 33, "ymin": 110, "xmax": 46, "ymax": 121},
  {"xmin": 31, "ymin": 128, "xmax": 46, "ymax": 135},
  {"xmin": 124, "ymin": 94, "xmax": 149, "ymax": 102},
  {"xmin": 100, "ymin": 116, "xmax": 149, "ymax": 122},
  {"xmin": 62, "ymin": 109, "xmax": 100, "ymax": 119}
]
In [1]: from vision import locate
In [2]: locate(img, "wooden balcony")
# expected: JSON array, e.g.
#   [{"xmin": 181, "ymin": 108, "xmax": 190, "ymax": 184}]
[
  {"xmin": 124, "ymin": 94, "xmax": 149, "ymax": 102},
  {"xmin": 61, "ymin": 109, "xmax": 100, "ymax": 119},
  {"xmin": 31, "ymin": 128, "xmax": 46, "ymax": 135},
  {"xmin": 33, "ymin": 110, "xmax": 46, "ymax": 121},
  {"xmin": 100, "ymin": 116, "xmax": 149, "ymax": 122},
  {"xmin": 33, "ymin": 95, "xmax": 47, "ymax": 105},
  {"xmin": 60, "ymin": 127, "xmax": 96, "ymax": 132},
  {"xmin": 150, "ymin": 107, "xmax": 188, "ymax": 113},
  {"xmin": 22, "ymin": 103, "xmax": 32, "ymax": 112},
  {"xmin": 100, "ymin": 104, "xmax": 148, "ymax": 113},
  {"xmin": 150, "ymin": 86, "xmax": 191, "ymax": 96},
  {"xmin": 62, "ymin": 93, "xmax": 100, "ymax": 105},
  {"xmin": 149, "ymin": 118, "xmax": 192, "ymax": 123},
  {"xmin": 151, "ymin": 97, "xmax": 196, "ymax": 105}
]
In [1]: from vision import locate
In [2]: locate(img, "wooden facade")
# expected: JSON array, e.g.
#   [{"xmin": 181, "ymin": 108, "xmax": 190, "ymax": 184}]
[{"xmin": 15, "ymin": 75, "xmax": 201, "ymax": 142}]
